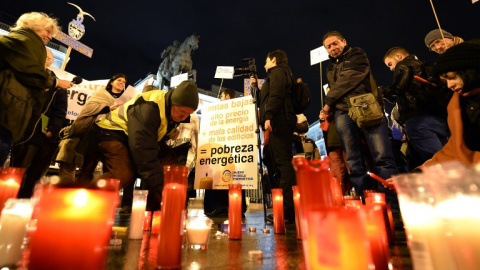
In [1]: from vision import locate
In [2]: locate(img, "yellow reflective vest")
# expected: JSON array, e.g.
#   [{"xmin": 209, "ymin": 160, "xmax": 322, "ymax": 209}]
[{"xmin": 96, "ymin": 90, "xmax": 169, "ymax": 141}]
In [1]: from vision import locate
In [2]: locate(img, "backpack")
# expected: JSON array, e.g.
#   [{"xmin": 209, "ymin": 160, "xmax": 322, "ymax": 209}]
[{"xmin": 291, "ymin": 77, "xmax": 311, "ymax": 114}]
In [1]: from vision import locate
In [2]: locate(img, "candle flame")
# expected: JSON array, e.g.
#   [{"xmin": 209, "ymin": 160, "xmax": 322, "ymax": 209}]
[
  {"xmin": 374, "ymin": 194, "xmax": 381, "ymax": 202},
  {"xmin": 73, "ymin": 189, "xmax": 89, "ymax": 207},
  {"xmin": 275, "ymin": 195, "xmax": 282, "ymax": 200},
  {"xmin": 5, "ymin": 178, "xmax": 18, "ymax": 185}
]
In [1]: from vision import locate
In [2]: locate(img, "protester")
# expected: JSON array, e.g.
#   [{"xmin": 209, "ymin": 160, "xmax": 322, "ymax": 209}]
[
  {"xmin": 424, "ymin": 29, "xmax": 464, "ymax": 54},
  {"xmin": 0, "ymin": 12, "xmax": 66, "ymax": 165},
  {"xmin": 382, "ymin": 47, "xmax": 449, "ymax": 168},
  {"xmin": 425, "ymin": 41, "xmax": 480, "ymax": 165},
  {"xmin": 254, "ymin": 50, "xmax": 297, "ymax": 223},
  {"xmin": 56, "ymin": 73, "xmax": 127, "ymax": 183},
  {"xmin": 93, "ymin": 80, "xmax": 198, "ymax": 211},
  {"xmin": 9, "ymin": 48, "xmax": 68, "ymax": 197},
  {"xmin": 321, "ymin": 31, "xmax": 399, "ymax": 209}
]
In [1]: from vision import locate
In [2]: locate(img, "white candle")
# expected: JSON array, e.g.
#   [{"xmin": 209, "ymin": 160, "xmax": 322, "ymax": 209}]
[
  {"xmin": 129, "ymin": 200, "xmax": 147, "ymax": 239},
  {"xmin": 0, "ymin": 199, "xmax": 33, "ymax": 266},
  {"xmin": 186, "ymin": 218, "xmax": 212, "ymax": 246}
]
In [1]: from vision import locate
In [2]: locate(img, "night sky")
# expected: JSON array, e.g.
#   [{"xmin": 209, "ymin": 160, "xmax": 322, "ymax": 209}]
[{"xmin": 2, "ymin": 0, "xmax": 478, "ymax": 122}]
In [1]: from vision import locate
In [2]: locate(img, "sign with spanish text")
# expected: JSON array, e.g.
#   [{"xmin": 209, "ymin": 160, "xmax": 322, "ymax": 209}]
[
  {"xmin": 194, "ymin": 96, "xmax": 258, "ymax": 190},
  {"xmin": 49, "ymin": 66, "xmax": 138, "ymax": 120},
  {"xmin": 55, "ymin": 30, "xmax": 93, "ymax": 58}
]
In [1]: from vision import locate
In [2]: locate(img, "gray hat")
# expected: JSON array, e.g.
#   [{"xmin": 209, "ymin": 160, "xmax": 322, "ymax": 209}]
[
  {"xmin": 424, "ymin": 29, "xmax": 454, "ymax": 48},
  {"xmin": 171, "ymin": 80, "xmax": 199, "ymax": 110}
]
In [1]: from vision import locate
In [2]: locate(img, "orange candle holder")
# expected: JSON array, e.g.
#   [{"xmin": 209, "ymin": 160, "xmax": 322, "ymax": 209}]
[
  {"xmin": 228, "ymin": 183, "xmax": 242, "ymax": 240},
  {"xmin": 363, "ymin": 205, "xmax": 390, "ymax": 270},
  {"xmin": 0, "ymin": 167, "xmax": 25, "ymax": 211},
  {"xmin": 365, "ymin": 192, "xmax": 395, "ymax": 244},
  {"xmin": 272, "ymin": 188, "xmax": 286, "ymax": 234},
  {"xmin": 157, "ymin": 165, "xmax": 188, "ymax": 269},
  {"xmin": 28, "ymin": 181, "xmax": 119, "ymax": 270},
  {"xmin": 292, "ymin": 186, "xmax": 301, "ymax": 239},
  {"xmin": 151, "ymin": 211, "xmax": 161, "ymax": 234},
  {"xmin": 143, "ymin": 211, "xmax": 152, "ymax": 231},
  {"xmin": 305, "ymin": 207, "xmax": 373, "ymax": 270},
  {"xmin": 343, "ymin": 195, "xmax": 363, "ymax": 209}
]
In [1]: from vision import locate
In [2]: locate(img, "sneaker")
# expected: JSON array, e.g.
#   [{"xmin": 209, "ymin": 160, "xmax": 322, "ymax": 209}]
[
  {"xmin": 118, "ymin": 206, "xmax": 132, "ymax": 215},
  {"xmin": 204, "ymin": 208, "xmax": 228, "ymax": 217}
]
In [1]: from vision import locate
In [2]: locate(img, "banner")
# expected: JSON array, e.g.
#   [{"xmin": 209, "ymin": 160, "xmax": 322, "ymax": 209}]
[
  {"xmin": 49, "ymin": 67, "xmax": 139, "ymax": 120},
  {"xmin": 194, "ymin": 96, "xmax": 258, "ymax": 190}
]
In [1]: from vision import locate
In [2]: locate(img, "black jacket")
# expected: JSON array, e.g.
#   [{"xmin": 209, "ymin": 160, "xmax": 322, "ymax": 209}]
[
  {"xmin": 259, "ymin": 64, "xmax": 295, "ymax": 130},
  {"xmin": 383, "ymin": 54, "xmax": 449, "ymax": 124},
  {"xmin": 325, "ymin": 46, "xmax": 374, "ymax": 112}
]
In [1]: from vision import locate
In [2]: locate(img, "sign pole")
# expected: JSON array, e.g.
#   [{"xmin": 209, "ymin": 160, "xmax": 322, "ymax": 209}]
[{"xmin": 61, "ymin": 46, "xmax": 72, "ymax": 70}]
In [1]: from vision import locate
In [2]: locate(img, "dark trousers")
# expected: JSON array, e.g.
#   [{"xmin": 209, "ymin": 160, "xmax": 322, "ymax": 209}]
[
  {"xmin": 204, "ymin": 189, "xmax": 247, "ymax": 214},
  {"xmin": 267, "ymin": 115, "xmax": 296, "ymax": 220},
  {"xmin": 11, "ymin": 140, "xmax": 58, "ymax": 198}
]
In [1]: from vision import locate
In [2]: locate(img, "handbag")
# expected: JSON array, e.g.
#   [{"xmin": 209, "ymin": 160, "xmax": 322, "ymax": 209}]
[{"xmin": 347, "ymin": 74, "xmax": 384, "ymax": 128}]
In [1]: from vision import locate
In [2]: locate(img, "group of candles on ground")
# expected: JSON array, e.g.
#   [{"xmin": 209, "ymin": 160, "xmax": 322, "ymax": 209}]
[{"xmin": 1, "ymin": 158, "xmax": 480, "ymax": 269}]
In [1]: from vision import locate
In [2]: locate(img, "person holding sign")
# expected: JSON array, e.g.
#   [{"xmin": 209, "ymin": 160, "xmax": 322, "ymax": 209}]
[
  {"xmin": 253, "ymin": 50, "xmax": 297, "ymax": 223},
  {"xmin": 93, "ymin": 80, "xmax": 199, "ymax": 210}
]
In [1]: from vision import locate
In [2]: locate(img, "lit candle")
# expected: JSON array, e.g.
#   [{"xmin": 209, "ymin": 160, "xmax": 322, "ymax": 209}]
[
  {"xmin": 368, "ymin": 172, "xmax": 395, "ymax": 190},
  {"xmin": 363, "ymin": 205, "xmax": 390, "ymax": 270},
  {"xmin": 151, "ymin": 211, "xmax": 161, "ymax": 234},
  {"xmin": 228, "ymin": 183, "xmax": 242, "ymax": 240},
  {"xmin": 272, "ymin": 188, "xmax": 285, "ymax": 234},
  {"xmin": 157, "ymin": 165, "xmax": 188, "ymax": 269},
  {"xmin": 28, "ymin": 184, "xmax": 118, "ymax": 270},
  {"xmin": 344, "ymin": 196, "xmax": 363, "ymax": 209},
  {"xmin": 186, "ymin": 218, "xmax": 212, "ymax": 249},
  {"xmin": 305, "ymin": 208, "xmax": 373, "ymax": 270},
  {"xmin": 0, "ymin": 199, "xmax": 33, "ymax": 266},
  {"xmin": 0, "ymin": 167, "xmax": 25, "ymax": 211},
  {"xmin": 129, "ymin": 190, "xmax": 148, "ymax": 239},
  {"xmin": 143, "ymin": 211, "xmax": 152, "ymax": 231},
  {"xmin": 292, "ymin": 186, "xmax": 301, "ymax": 239},
  {"xmin": 365, "ymin": 192, "xmax": 395, "ymax": 244}
]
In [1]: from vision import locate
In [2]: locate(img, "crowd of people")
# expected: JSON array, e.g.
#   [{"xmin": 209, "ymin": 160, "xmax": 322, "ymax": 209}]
[{"xmin": 1, "ymin": 11, "xmax": 479, "ymax": 226}]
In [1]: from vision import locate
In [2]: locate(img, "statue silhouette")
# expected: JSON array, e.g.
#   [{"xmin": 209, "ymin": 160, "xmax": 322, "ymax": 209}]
[{"xmin": 156, "ymin": 34, "xmax": 199, "ymax": 89}]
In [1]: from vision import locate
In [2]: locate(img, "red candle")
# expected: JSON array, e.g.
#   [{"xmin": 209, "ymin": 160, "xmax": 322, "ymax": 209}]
[
  {"xmin": 292, "ymin": 186, "xmax": 301, "ymax": 239},
  {"xmin": 364, "ymin": 205, "xmax": 390, "ymax": 270},
  {"xmin": 228, "ymin": 183, "xmax": 242, "ymax": 240},
  {"xmin": 369, "ymin": 172, "xmax": 395, "ymax": 190},
  {"xmin": 157, "ymin": 165, "xmax": 188, "ymax": 269},
  {"xmin": 365, "ymin": 192, "xmax": 395, "ymax": 244},
  {"xmin": 272, "ymin": 188, "xmax": 285, "ymax": 234},
  {"xmin": 0, "ymin": 167, "xmax": 25, "ymax": 211},
  {"xmin": 151, "ymin": 211, "xmax": 161, "ymax": 234},
  {"xmin": 305, "ymin": 207, "xmax": 373, "ymax": 270},
  {"xmin": 143, "ymin": 211, "xmax": 152, "ymax": 231},
  {"xmin": 28, "ymin": 183, "xmax": 118, "ymax": 270},
  {"xmin": 344, "ymin": 196, "xmax": 363, "ymax": 209}
]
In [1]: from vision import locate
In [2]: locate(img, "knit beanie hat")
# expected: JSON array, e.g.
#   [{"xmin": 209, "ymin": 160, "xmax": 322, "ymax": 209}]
[
  {"xmin": 171, "ymin": 80, "xmax": 199, "ymax": 110},
  {"xmin": 424, "ymin": 29, "xmax": 454, "ymax": 48},
  {"xmin": 433, "ymin": 42, "xmax": 480, "ymax": 76}
]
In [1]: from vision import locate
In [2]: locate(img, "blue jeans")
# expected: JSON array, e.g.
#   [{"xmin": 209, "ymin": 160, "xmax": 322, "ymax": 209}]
[
  {"xmin": 405, "ymin": 114, "xmax": 449, "ymax": 165},
  {"xmin": 334, "ymin": 110, "xmax": 399, "ymax": 210},
  {"xmin": 0, "ymin": 125, "xmax": 12, "ymax": 165}
]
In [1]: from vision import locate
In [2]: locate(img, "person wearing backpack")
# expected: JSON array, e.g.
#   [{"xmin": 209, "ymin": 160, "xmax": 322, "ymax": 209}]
[
  {"xmin": 253, "ymin": 49, "xmax": 297, "ymax": 223},
  {"xmin": 322, "ymin": 31, "xmax": 400, "ymax": 213}
]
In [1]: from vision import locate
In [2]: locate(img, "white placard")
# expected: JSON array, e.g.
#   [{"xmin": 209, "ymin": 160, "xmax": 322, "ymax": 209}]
[
  {"xmin": 310, "ymin": 46, "xmax": 329, "ymax": 65},
  {"xmin": 214, "ymin": 66, "xmax": 234, "ymax": 79},
  {"xmin": 170, "ymin": 73, "xmax": 189, "ymax": 88},
  {"xmin": 194, "ymin": 96, "xmax": 258, "ymax": 190},
  {"xmin": 48, "ymin": 66, "xmax": 138, "ymax": 120},
  {"xmin": 323, "ymin": 83, "xmax": 329, "ymax": 95}
]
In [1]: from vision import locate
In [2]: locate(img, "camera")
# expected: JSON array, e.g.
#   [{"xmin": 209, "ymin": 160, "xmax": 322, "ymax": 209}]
[{"xmin": 234, "ymin": 57, "xmax": 257, "ymax": 77}]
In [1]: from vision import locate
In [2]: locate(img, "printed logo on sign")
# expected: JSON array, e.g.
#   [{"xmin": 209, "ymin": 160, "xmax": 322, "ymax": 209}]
[{"xmin": 222, "ymin": 170, "xmax": 232, "ymax": 182}]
